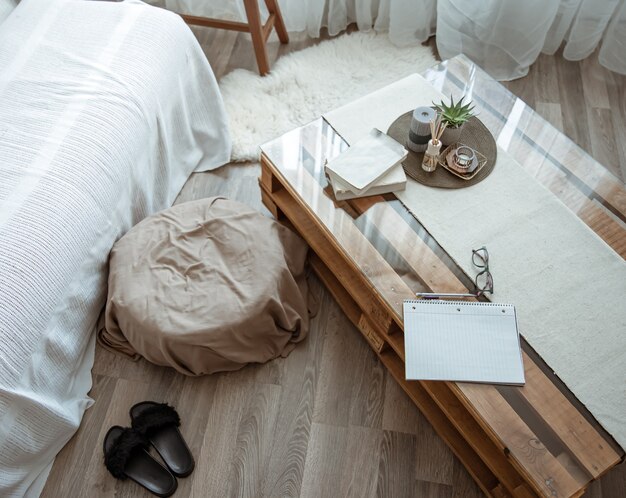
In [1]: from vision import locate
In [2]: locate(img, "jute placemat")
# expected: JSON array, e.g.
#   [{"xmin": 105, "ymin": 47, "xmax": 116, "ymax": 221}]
[{"xmin": 387, "ymin": 112, "xmax": 497, "ymax": 189}]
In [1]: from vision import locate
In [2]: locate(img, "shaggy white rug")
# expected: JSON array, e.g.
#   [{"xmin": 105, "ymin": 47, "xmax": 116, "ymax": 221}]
[{"xmin": 219, "ymin": 31, "xmax": 438, "ymax": 161}]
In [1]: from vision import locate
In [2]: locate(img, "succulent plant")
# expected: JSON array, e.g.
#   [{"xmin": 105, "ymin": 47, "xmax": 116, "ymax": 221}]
[{"xmin": 434, "ymin": 95, "xmax": 475, "ymax": 128}]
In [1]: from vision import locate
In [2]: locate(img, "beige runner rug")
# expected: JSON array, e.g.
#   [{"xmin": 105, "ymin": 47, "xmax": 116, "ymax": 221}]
[{"xmin": 324, "ymin": 74, "xmax": 626, "ymax": 449}]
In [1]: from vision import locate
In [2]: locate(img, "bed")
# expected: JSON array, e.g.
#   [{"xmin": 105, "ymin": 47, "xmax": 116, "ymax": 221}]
[{"xmin": 0, "ymin": 0, "xmax": 231, "ymax": 495}]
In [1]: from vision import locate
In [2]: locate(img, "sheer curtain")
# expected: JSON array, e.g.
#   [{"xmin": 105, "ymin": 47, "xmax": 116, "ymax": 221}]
[
  {"xmin": 437, "ymin": 0, "xmax": 626, "ymax": 79},
  {"xmin": 147, "ymin": 0, "xmax": 626, "ymax": 79},
  {"xmin": 145, "ymin": 0, "xmax": 437, "ymax": 41}
]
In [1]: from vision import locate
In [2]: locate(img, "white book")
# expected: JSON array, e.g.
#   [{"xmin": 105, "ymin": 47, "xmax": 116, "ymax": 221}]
[
  {"xmin": 403, "ymin": 300, "xmax": 525, "ymax": 386},
  {"xmin": 325, "ymin": 128, "xmax": 408, "ymax": 193},
  {"xmin": 327, "ymin": 163, "xmax": 406, "ymax": 200}
]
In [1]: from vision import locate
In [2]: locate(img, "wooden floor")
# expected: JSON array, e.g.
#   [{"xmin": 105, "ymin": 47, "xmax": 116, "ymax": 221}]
[{"xmin": 41, "ymin": 26, "xmax": 626, "ymax": 498}]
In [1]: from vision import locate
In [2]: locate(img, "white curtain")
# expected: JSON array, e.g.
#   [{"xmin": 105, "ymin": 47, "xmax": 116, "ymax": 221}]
[
  {"xmin": 146, "ymin": 0, "xmax": 437, "ymax": 43},
  {"xmin": 437, "ymin": 0, "xmax": 626, "ymax": 79},
  {"xmin": 147, "ymin": 0, "xmax": 626, "ymax": 79}
]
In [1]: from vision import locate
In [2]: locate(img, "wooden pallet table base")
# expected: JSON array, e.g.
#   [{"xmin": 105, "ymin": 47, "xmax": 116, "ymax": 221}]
[
  {"xmin": 258, "ymin": 127, "xmax": 624, "ymax": 497},
  {"xmin": 260, "ymin": 159, "xmax": 534, "ymax": 497}
]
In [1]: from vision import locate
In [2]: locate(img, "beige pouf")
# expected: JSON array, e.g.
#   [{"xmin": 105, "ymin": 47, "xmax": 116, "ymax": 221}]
[{"xmin": 98, "ymin": 197, "xmax": 310, "ymax": 376}]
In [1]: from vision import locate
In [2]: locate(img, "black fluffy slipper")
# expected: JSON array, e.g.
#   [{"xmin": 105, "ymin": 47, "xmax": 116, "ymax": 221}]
[
  {"xmin": 130, "ymin": 402, "xmax": 195, "ymax": 477},
  {"xmin": 103, "ymin": 426, "xmax": 177, "ymax": 497}
]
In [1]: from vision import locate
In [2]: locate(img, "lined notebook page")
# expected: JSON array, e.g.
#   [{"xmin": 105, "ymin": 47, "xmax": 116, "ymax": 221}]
[{"xmin": 403, "ymin": 300, "xmax": 525, "ymax": 385}]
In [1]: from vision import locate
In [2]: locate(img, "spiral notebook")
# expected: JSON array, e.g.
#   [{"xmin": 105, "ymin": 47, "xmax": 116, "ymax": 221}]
[{"xmin": 403, "ymin": 300, "xmax": 525, "ymax": 385}]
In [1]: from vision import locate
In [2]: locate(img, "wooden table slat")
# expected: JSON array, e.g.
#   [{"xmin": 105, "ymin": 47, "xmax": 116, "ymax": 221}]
[
  {"xmin": 515, "ymin": 352, "xmax": 622, "ymax": 477},
  {"xmin": 457, "ymin": 383, "xmax": 588, "ymax": 497}
]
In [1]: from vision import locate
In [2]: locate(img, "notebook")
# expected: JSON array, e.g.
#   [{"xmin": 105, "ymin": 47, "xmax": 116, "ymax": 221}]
[
  {"xmin": 326, "ymin": 163, "xmax": 407, "ymax": 200},
  {"xmin": 324, "ymin": 128, "xmax": 408, "ymax": 193},
  {"xmin": 403, "ymin": 300, "xmax": 525, "ymax": 385}
]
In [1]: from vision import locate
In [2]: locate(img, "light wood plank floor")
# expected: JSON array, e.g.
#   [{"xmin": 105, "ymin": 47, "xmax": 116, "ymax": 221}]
[{"xmin": 41, "ymin": 26, "xmax": 626, "ymax": 498}]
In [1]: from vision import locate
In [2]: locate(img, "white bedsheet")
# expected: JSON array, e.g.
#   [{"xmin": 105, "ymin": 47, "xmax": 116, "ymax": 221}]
[
  {"xmin": 0, "ymin": 1, "xmax": 16, "ymax": 26},
  {"xmin": 0, "ymin": 0, "xmax": 230, "ymax": 495}
]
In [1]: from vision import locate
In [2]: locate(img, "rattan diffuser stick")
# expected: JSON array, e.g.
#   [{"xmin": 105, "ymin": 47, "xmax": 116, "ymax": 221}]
[{"xmin": 430, "ymin": 115, "xmax": 447, "ymax": 145}]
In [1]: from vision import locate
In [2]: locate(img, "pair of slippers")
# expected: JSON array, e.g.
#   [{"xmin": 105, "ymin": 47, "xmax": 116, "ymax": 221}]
[{"xmin": 103, "ymin": 402, "xmax": 194, "ymax": 497}]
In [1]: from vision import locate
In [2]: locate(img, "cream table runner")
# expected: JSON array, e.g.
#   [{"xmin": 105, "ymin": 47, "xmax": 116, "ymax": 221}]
[{"xmin": 324, "ymin": 74, "xmax": 626, "ymax": 449}]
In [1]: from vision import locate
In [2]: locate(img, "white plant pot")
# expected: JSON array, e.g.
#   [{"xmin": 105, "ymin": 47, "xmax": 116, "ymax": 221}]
[{"xmin": 441, "ymin": 124, "xmax": 464, "ymax": 146}]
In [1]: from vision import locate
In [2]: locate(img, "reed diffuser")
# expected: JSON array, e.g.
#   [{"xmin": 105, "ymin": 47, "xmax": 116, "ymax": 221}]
[{"xmin": 422, "ymin": 115, "xmax": 447, "ymax": 172}]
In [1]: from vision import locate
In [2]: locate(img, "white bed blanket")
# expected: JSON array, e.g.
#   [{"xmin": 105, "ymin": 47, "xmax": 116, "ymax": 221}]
[
  {"xmin": 0, "ymin": 1, "xmax": 17, "ymax": 26},
  {"xmin": 0, "ymin": 0, "xmax": 230, "ymax": 495}
]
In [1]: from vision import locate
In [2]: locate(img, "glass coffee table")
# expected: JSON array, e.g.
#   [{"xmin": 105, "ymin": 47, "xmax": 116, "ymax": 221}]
[{"xmin": 259, "ymin": 55, "xmax": 625, "ymax": 498}]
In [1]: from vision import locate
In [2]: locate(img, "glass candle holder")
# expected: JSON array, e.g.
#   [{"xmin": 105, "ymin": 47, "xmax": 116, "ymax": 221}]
[
  {"xmin": 422, "ymin": 139, "xmax": 441, "ymax": 172},
  {"xmin": 453, "ymin": 146, "xmax": 476, "ymax": 169}
]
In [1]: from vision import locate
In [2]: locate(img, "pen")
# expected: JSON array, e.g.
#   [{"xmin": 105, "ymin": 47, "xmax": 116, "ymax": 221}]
[{"xmin": 416, "ymin": 292, "xmax": 478, "ymax": 299}]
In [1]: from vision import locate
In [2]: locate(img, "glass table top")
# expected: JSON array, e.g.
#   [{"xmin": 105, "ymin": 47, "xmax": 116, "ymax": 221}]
[
  {"xmin": 259, "ymin": 55, "xmax": 626, "ymax": 494},
  {"xmin": 261, "ymin": 55, "xmax": 626, "ymax": 323}
]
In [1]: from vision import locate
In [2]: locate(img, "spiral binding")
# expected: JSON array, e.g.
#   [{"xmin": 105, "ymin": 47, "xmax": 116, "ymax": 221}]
[{"xmin": 404, "ymin": 300, "xmax": 512, "ymax": 307}]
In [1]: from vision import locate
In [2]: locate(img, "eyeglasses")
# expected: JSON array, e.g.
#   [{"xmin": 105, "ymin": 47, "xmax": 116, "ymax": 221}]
[
  {"xmin": 415, "ymin": 245, "xmax": 494, "ymax": 299},
  {"xmin": 472, "ymin": 246, "xmax": 494, "ymax": 296}
]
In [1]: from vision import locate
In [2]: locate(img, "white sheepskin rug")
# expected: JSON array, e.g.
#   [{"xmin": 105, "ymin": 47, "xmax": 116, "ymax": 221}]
[{"xmin": 219, "ymin": 31, "xmax": 438, "ymax": 161}]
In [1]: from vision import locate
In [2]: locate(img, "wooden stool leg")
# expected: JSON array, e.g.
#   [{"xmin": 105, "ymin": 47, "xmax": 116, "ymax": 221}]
[
  {"xmin": 264, "ymin": 0, "xmax": 289, "ymax": 44},
  {"xmin": 243, "ymin": 0, "xmax": 270, "ymax": 76}
]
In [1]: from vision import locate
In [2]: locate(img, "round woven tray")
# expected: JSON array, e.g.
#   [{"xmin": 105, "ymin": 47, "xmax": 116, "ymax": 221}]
[{"xmin": 387, "ymin": 112, "xmax": 497, "ymax": 189}]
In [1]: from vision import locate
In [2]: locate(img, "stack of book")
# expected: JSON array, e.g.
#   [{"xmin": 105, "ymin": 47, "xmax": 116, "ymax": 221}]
[{"xmin": 324, "ymin": 128, "xmax": 408, "ymax": 201}]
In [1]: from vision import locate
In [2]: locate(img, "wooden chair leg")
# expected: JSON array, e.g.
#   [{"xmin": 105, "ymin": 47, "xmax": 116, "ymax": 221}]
[
  {"xmin": 264, "ymin": 0, "xmax": 289, "ymax": 44},
  {"xmin": 243, "ymin": 0, "xmax": 270, "ymax": 76}
]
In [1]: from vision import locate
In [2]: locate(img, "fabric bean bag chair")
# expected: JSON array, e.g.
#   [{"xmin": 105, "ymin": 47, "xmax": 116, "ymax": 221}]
[{"xmin": 98, "ymin": 197, "xmax": 310, "ymax": 375}]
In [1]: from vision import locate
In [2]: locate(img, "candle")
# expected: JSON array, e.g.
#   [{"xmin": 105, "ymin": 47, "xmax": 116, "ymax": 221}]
[{"xmin": 407, "ymin": 106, "xmax": 435, "ymax": 153}]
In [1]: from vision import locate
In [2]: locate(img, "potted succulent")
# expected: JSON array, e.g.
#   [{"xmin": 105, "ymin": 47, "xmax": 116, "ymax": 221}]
[{"xmin": 434, "ymin": 95, "xmax": 475, "ymax": 145}]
